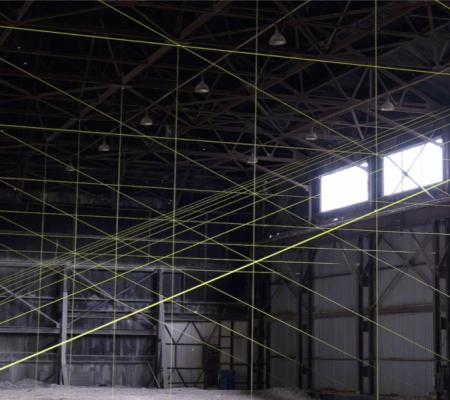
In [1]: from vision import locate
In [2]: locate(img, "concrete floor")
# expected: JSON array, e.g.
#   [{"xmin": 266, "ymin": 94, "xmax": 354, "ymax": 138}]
[{"xmin": 0, "ymin": 385, "xmax": 309, "ymax": 400}]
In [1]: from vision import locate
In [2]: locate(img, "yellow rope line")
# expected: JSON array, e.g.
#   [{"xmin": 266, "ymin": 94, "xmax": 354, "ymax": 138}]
[
  {"xmin": 34, "ymin": 141, "xmax": 47, "ymax": 386},
  {"xmin": 0, "ymin": 31, "xmax": 446, "ymax": 268},
  {"xmin": 435, "ymin": 0, "xmax": 450, "ymax": 13},
  {"xmin": 249, "ymin": 2, "xmax": 259, "ymax": 393},
  {"xmin": 1, "ymin": 6, "xmax": 448, "ymax": 227},
  {"xmin": 2, "ymin": 106, "xmax": 446, "ymax": 260},
  {"xmin": 1, "ymin": 99, "xmax": 448, "ymax": 211},
  {"xmin": 4, "ymin": 120, "xmax": 447, "ymax": 158},
  {"xmin": 1, "ymin": 171, "xmax": 446, "ymax": 326},
  {"xmin": 1, "ymin": 205, "xmax": 450, "ymax": 237},
  {"xmin": 0, "ymin": 170, "xmax": 446, "ymax": 390},
  {"xmin": 169, "ymin": 46, "xmax": 180, "ymax": 395},
  {"xmin": 0, "ymin": 143, "xmax": 442, "ymax": 384},
  {"xmin": 0, "ymin": 221, "xmax": 419, "ymax": 392},
  {"xmin": 1, "ymin": 90, "xmax": 448, "ymax": 262},
  {"xmin": 0, "ymin": 178, "xmax": 440, "ymax": 300},
  {"xmin": 99, "ymin": 1, "xmax": 377, "ymax": 158},
  {"xmin": 374, "ymin": 4, "xmax": 380, "ymax": 396},
  {"xmin": 5, "ymin": 0, "xmax": 387, "ymax": 195},
  {"xmin": 0, "ymin": 180, "xmax": 306, "ymax": 322},
  {"xmin": 1, "ymin": 127, "xmax": 446, "ymax": 318},
  {"xmin": 0, "ymin": 175, "xmax": 448, "ymax": 373},
  {"xmin": 0, "ymin": 122, "xmax": 374, "ymax": 156},
  {"xmin": 0, "ymin": 193, "xmax": 446, "ymax": 372},
  {"xmin": 0, "ymin": 134, "xmax": 442, "ymax": 306},
  {"xmin": 0, "ymin": 210, "xmax": 352, "ymax": 384},
  {"xmin": 1, "ymin": 23, "xmax": 449, "ymax": 78},
  {"xmin": 0, "ymin": 5, "xmax": 450, "ymax": 382},
  {"xmin": 0, "ymin": 234, "xmax": 343, "ymax": 388},
  {"xmin": 0, "ymin": 35, "xmax": 444, "ymax": 382},
  {"xmin": 67, "ymin": 123, "xmax": 81, "ymax": 394},
  {"xmin": 111, "ymin": 86, "xmax": 124, "ymax": 390}
]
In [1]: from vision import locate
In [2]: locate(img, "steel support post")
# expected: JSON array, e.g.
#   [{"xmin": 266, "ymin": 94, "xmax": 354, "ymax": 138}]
[
  {"xmin": 433, "ymin": 218, "xmax": 450, "ymax": 398},
  {"xmin": 230, "ymin": 318, "xmax": 234, "ymax": 371},
  {"xmin": 298, "ymin": 249, "xmax": 305, "ymax": 389},
  {"xmin": 265, "ymin": 311, "xmax": 271, "ymax": 389},
  {"xmin": 255, "ymin": 267, "xmax": 269, "ymax": 389},
  {"xmin": 294, "ymin": 248, "xmax": 315, "ymax": 390},
  {"xmin": 366, "ymin": 151, "xmax": 381, "ymax": 395},
  {"xmin": 357, "ymin": 235, "xmax": 365, "ymax": 394},
  {"xmin": 59, "ymin": 262, "xmax": 70, "ymax": 385},
  {"xmin": 367, "ymin": 233, "xmax": 376, "ymax": 395},
  {"xmin": 158, "ymin": 270, "xmax": 169, "ymax": 388},
  {"xmin": 246, "ymin": 271, "xmax": 252, "ymax": 390},
  {"xmin": 434, "ymin": 219, "xmax": 444, "ymax": 399},
  {"xmin": 298, "ymin": 248, "xmax": 315, "ymax": 390},
  {"xmin": 246, "ymin": 269, "xmax": 268, "ymax": 389},
  {"xmin": 356, "ymin": 233, "xmax": 376, "ymax": 395},
  {"xmin": 441, "ymin": 219, "xmax": 450, "ymax": 399}
]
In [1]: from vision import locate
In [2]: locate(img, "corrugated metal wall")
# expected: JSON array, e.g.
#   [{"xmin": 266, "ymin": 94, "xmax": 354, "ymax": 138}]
[
  {"xmin": 0, "ymin": 257, "xmax": 248, "ymax": 388},
  {"xmin": 269, "ymin": 222, "xmax": 436, "ymax": 396}
]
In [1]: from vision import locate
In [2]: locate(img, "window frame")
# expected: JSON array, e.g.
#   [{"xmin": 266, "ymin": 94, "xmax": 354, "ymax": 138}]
[
  {"xmin": 318, "ymin": 161, "xmax": 370, "ymax": 214},
  {"xmin": 381, "ymin": 137, "xmax": 444, "ymax": 198}
]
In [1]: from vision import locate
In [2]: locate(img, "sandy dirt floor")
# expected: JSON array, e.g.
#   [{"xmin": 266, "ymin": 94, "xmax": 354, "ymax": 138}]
[{"xmin": 0, "ymin": 383, "xmax": 310, "ymax": 400}]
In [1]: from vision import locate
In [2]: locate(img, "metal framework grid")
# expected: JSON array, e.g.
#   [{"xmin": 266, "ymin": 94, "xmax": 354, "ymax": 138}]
[{"xmin": 0, "ymin": 1, "xmax": 450, "ymax": 398}]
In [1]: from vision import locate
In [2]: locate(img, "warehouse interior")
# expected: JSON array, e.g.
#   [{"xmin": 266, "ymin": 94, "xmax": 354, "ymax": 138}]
[{"xmin": 0, "ymin": 1, "xmax": 450, "ymax": 399}]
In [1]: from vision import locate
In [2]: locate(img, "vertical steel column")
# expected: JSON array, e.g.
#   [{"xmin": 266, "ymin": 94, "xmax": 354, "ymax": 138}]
[
  {"xmin": 256, "ymin": 315, "xmax": 264, "ymax": 388},
  {"xmin": 445, "ymin": 219, "xmax": 450, "ymax": 400},
  {"xmin": 297, "ymin": 248, "xmax": 314, "ymax": 389},
  {"xmin": 298, "ymin": 249, "xmax": 304, "ymax": 390},
  {"xmin": 246, "ymin": 268, "xmax": 266, "ymax": 389},
  {"xmin": 444, "ymin": 131, "xmax": 450, "ymax": 195},
  {"xmin": 59, "ymin": 262, "xmax": 70, "ymax": 385},
  {"xmin": 367, "ymin": 233, "xmax": 376, "ymax": 395},
  {"xmin": 357, "ymin": 235, "xmax": 365, "ymax": 394},
  {"xmin": 434, "ymin": 218, "xmax": 450, "ymax": 398},
  {"xmin": 433, "ymin": 129, "xmax": 450, "ymax": 397},
  {"xmin": 265, "ymin": 311, "xmax": 271, "ymax": 389},
  {"xmin": 434, "ymin": 219, "xmax": 443, "ymax": 399},
  {"xmin": 305, "ymin": 249, "xmax": 316, "ymax": 389},
  {"xmin": 256, "ymin": 270, "xmax": 267, "ymax": 389},
  {"xmin": 158, "ymin": 270, "xmax": 169, "ymax": 388},
  {"xmin": 356, "ymin": 233, "xmax": 376, "ymax": 395},
  {"xmin": 367, "ymin": 152, "xmax": 381, "ymax": 395},
  {"xmin": 230, "ymin": 318, "xmax": 234, "ymax": 371},
  {"xmin": 246, "ymin": 272, "xmax": 252, "ymax": 390}
]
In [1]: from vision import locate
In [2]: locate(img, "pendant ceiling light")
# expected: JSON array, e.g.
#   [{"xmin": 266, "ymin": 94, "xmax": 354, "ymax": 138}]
[
  {"xmin": 380, "ymin": 97, "xmax": 395, "ymax": 112},
  {"xmin": 305, "ymin": 127, "xmax": 318, "ymax": 141},
  {"xmin": 194, "ymin": 75, "xmax": 210, "ymax": 94},
  {"xmin": 247, "ymin": 151, "xmax": 258, "ymax": 165},
  {"xmin": 269, "ymin": 27, "xmax": 287, "ymax": 47},
  {"xmin": 98, "ymin": 137, "xmax": 110, "ymax": 152},
  {"xmin": 140, "ymin": 112, "xmax": 154, "ymax": 126}
]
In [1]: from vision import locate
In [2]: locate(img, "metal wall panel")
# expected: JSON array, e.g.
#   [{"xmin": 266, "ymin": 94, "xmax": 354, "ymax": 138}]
[
  {"xmin": 314, "ymin": 360, "xmax": 358, "ymax": 390},
  {"xmin": 269, "ymin": 320, "xmax": 298, "ymax": 387},
  {"xmin": 269, "ymin": 221, "xmax": 437, "ymax": 396},
  {"xmin": 315, "ymin": 275, "xmax": 357, "ymax": 311}
]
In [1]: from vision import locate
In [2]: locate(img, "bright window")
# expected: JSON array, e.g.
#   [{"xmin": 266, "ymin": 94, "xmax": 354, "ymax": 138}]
[
  {"xmin": 383, "ymin": 139, "xmax": 443, "ymax": 196},
  {"xmin": 320, "ymin": 163, "xmax": 369, "ymax": 212}
]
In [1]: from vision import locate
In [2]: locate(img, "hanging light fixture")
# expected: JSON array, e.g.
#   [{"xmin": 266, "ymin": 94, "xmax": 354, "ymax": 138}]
[
  {"xmin": 140, "ymin": 112, "xmax": 153, "ymax": 126},
  {"xmin": 98, "ymin": 137, "xmax": 110, "ymax": 152},
  {"xmin": 305, "ymin": 127, "xmax": 318, "ymax": 141},
  {"xmin": 247, "ymin": 151, "xmax": 258, "ymax": 165},
  {"xmin": 380, "ymin": 97, "xmax": 395, "ymax": 112},
  {"xmin": 194, "ymin": 74, "xmax": 210, "ymax": 94},
  {"xmin": 269, "ymin": 27, "xmax": 287, "ymax": 47}
]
